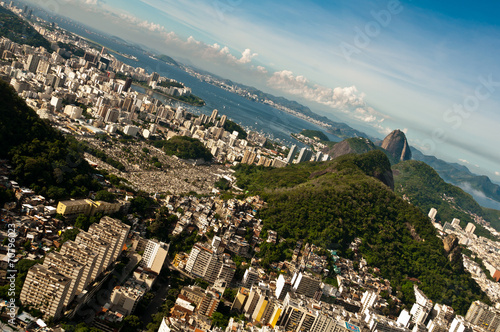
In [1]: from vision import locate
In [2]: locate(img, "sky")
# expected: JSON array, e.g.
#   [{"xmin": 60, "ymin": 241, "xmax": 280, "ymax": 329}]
[{"xmin": 22, "ymin": 0, "xmax": 500, "ymax": 182}]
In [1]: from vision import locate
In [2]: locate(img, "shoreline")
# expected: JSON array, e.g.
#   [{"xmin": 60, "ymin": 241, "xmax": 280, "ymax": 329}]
[{"xmin": 131, "ymin": 83, "xmax": 205, "ymax": 107}]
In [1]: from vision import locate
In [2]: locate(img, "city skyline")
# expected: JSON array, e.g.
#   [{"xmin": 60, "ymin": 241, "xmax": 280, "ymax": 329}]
[{"xmin": 20, "ymin": 0, "xmax": 500, "ymax": 182}]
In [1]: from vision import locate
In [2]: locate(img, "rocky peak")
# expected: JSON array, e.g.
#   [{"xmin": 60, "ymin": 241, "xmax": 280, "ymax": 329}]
[{"xmin": 381, "ymin": 129, "xmax": 412, "ymax": 162}]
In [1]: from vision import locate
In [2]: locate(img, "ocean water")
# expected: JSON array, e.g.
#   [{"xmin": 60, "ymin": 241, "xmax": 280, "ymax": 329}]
[{"xmin": 50, "ymin": 16, "xmax": 341, "ymax": 146}]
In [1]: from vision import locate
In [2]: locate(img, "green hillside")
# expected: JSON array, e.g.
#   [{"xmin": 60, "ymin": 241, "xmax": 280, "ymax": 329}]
[
  {"xmin": 393, "ymin": 160, "xmax": 499, "ymax": 238},
  {"xmin": 0, "ymin": 80, "xmax": 100, "ymax": 201},
  {"xmin": 153, "ymin": 136, "xmax": 213, "ymax": 161},
  {"xmin": 0, "ymin": 7, "xmax": 51, "ymax": 49},
  {"xmin": 234, "ymin": 151, "xmax": 489, "ymax": 314},
  {"xmin": 300, "ymin": 129, "xmax": 329, "ymax": 141},
  {"xmin": 412, "ymin": 148, "xmax": 500, "ymax": 204}
]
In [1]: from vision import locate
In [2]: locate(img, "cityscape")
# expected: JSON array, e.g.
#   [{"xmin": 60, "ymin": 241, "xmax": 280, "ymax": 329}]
[{"xmin": 0, "ymin": 1, "xmax": 499, "ymax": 332}]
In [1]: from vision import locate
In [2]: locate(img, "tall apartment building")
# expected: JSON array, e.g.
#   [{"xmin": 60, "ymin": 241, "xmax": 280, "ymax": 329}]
[
  {"xmin": 43, "ymin": 252, "xmax": 84, "ymax": 308},
  {"xmin": 464, "ymin": 223, "xmax": 476, "ymax": 234},
  {"xmin": 291, "ymin": 271, "xmax": 321, "ymax": 299},
  {"xmin": 242, "ymin": 150, "xmax": 257, "ymax": 165},
  {"xmin": 410, "ymin": 285, "xmax": 434, "ymax": 325},
  {"xmin": 243, "ymin": 285, "xmax": 268, "ymax": 320},
  {"xmin": 295, "ymin": 147, "xmax": 314, "ymax": 164},
  {"xmin": 280, "ymin": 303, "xmax": 316, "ymax": 332},
  {"xmin": 449, "ymin": 316, "xmax": 473, "ymax": 332},
  {"xmin": 59, "ymin": 240, "xmax": 98, "ymax": 293},
  {"xmin": 286, "ymin": 144, "xmax": 298, "ymax": 164},
  {"xmin": 465, "ymin": 301, "xmax": 500, "ymax": 332},
  {"xmin": 185, "ymin": 243, "xmax": 235, "ymax": 284},
  {"xmin": 99, "ymin": 216, "xmax": 130, "ymax": 253},
  {"xmin": 20, "ymin": 264, "xmax": 71, "ymax": 319},
  {"xmin": 243, "ymin": 267, "xmax": 259, "ymax": 288},
  {"xmin": 275, "ymin": 274, "xmax": 292, "ymax": 301},
  {"xmin": 25, "ymin": 54, "xmax": 40, "ymax": 73},
  {"xmin": 75, "ymin": 231, "xmax": 111, "ymax": 280},
  {"xmin": 88, "ymin": 223, "xmax": 121, "ymax": 269},
  {"xmin": 185, "ymin": 243, "xmax": 214, "ymax": 278},
  {"xmin": 141, "ymin": 239, "xmax": 169, "ymax": 274},
  {"xmin": 197, "ymin": 290, "xmax": 221, "ymax": 317}
]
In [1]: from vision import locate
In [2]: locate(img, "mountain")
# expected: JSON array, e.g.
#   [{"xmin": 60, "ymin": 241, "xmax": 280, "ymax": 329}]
[
  {"xmin": 0, "ymin": 80, "xmax": 100, "ymax": 201},
  {"xmin": 323, "ymin": 137, "xmax": 377, "ymax": 159},
  {"xmin": 411, "ymin": 148, "xmax": 500, "ymax": 206},
  {"xmin": 155, "ymin": 54, "xmax": 179, "ymax": 67},
  {"xmin": 380, "ymin": 129, "xmax": 412, "ymax": 162},
  {"xmin": 393, "ymin": 160, "xmax": 500, "ymax": 235},
  {"xmin": 322, "ymin": 136, "xmax": 401, "ymax": 166},
  {"xmin": 234, "ymin": 151, "xmax": 489, "ymax": 314}
]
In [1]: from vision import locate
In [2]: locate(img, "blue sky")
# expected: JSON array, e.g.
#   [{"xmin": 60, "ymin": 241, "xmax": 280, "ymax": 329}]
[{"xmin": 23, "ymin": 0, "xmax": 500, "ymax": 181}]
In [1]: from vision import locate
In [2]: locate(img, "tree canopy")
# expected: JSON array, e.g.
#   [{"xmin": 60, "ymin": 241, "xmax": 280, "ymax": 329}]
[
  {"xmin": 0, "ymin": 80, "xmax": 101, "ymax": 200},
  {"xmin": 234, "ymin": 151, "xmax": 490, "ymax": 314}
]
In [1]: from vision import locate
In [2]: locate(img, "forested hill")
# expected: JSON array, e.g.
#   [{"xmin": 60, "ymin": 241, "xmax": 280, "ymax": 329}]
[
  {"xmin": 393, "ymin": 160, "xmax": 500, "ymax": 235},
  {"xmin": 0, "ymin": 80, "xmax": 100, "ymax": 201},
  {"xmin": 234, "ymin": 151, "xmax": 490, "ymax": 315},
  {"xmin": 0, "ymin": 7, "xmax": 51, "ymax": 49}
]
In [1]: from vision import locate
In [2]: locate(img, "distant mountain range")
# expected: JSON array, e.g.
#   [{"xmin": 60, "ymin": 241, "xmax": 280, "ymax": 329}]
[{"xmin": 411, "ymin": 148, "xmax": 500, "ymax": 207}]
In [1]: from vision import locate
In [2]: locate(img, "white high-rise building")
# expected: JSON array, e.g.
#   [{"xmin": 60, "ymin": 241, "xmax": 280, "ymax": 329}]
[
  {"xmin": 141, "ymin": 239, "xmax": 169, "ymax": 274},
  {"xmin": 428, "ymin": 208, "xmax": 438, "ymax": 221}
]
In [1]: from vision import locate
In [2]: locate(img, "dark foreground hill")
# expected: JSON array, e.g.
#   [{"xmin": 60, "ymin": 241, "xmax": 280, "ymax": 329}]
[
  {"xmin": 0, "ymin": 80, "xmax": 100, "ymax": 202},
  {"xmin": 234, "ymin": 151, "xmax": 490, "ymax": 314}
]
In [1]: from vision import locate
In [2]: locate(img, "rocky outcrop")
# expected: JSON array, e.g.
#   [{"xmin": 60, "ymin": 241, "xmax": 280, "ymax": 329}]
[
  {"xmin": 443, "ymin": 234, "xmax": 461, "ymax": 262},
  {"xmin": 381, "ymin": 130, "xmax": 412, "ymax": 162},
  {"xmin": 443, "ymin": 234, "xmax": 458, "ymax": 253},
  {"xmin": 323, "ymin": 138, "xmax": 376, "ymax": 159}
]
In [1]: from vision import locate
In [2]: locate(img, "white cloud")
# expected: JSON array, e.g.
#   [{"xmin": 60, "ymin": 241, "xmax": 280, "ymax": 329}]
[
  {"xmin": 239, "ymin": 49, "xmax": 258, "ymax": 64},
  {"xmin": 267, "ymin": 70, "xmax": 387, "ymax": 127},
  {"xmin": 158, "ymin": 33, "xmax": 258, "ymax": 67},
  {"xmin": 256, "ymin": 66, "xmax": 268, "ymax": 74},
  {"xmin": 495, "ymin": 171, "xmax": 500, "ymax": 176},
  {"xmin": 459, "ymin": 159, "xmax": 470, "ymax": 164}
]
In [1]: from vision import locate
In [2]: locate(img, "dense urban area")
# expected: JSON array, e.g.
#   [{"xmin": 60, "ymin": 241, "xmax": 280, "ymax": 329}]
[{"xmin": 0, "ymin": 2, "xmax": 499, "ymax": 332}]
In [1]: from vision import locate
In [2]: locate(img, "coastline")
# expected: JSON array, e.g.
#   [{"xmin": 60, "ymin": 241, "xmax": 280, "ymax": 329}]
[{"xmin": 131, "ymin": 83, "xmax": 205, "ymax": 107}]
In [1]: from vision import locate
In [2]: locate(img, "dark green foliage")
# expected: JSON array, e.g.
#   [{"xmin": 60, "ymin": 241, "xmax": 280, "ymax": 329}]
[
  {"xmin": 393, "ymin": 161, "xmax": 496, "ymax": 240},
  {"xmin": 168, "ymin": 231, "xmax": 200, "ymax": 258},
  {"xmin": 157, "ymin": 80, "xmax": 183, "ymax": 89},
  {"xmin": 211, "ymin": 312, "xmax": 229, "ymax": 328},
  {"xmin": 223, "ymin": 119, "xmax": 247, "ymax": 139},
  {"xmin": 0, "ymin": 187, "xmax": 15, "ymax": 205},
  {"xmin": 61, "ymin": 228, "xmax": 80, "ymax": 243},
  {"xmin": 0, "ymin": 81, "xmax": 101, "ymax": 199},
  {"xmin": 0, "ymin": 7, "xmax": 51, "ymax": 49},
  {"xmin": 159, "ymin": 136, "xmax": 213, "ymax": 161},
  {"xmin": 121, "ymin": 315, "xmax": 142, "ymax": 332},
  {"xmin": 236, "ymin": 152, "xmax": 489, "ymax": 314},
  {"xmin": 300, "ymin": 129, "xmax": 329, "ymax": 141},
  {"xmin": 129, "ymin": 195, "xmax": 153, "ymax": 214},
  {"xmin": 215, "ymin": 178, "xmax": 231, "ymax": 190},
  {"xmin": 176, "ymin": 94, "xmax": 205, "ymax": 106},
  {"xmin": 482, "ymin": 208, "xmax": 500, "ymax": 232},
  {"xmin": 94, "ymin": 190, "xmax": 116, "ymax": 202}
]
